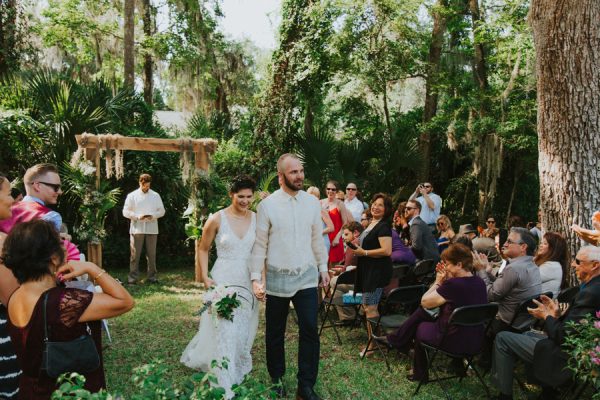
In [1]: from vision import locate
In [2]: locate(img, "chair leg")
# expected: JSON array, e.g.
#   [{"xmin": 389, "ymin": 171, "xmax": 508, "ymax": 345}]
[
  {"xmin": 319, "ymin": 302, "xmax": 341, "ymax": 344},
  {"xmin": 465, "ymin": 358, "xmax": 491, "ymax": 399}
]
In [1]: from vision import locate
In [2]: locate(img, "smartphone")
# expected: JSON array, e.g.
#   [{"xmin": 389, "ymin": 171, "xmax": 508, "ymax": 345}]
[{"xmin": 346, "ymin": 241, "xmax": 357, "ymax": 250}]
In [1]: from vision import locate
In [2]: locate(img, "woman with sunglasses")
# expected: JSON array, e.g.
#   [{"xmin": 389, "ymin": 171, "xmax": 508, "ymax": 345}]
[
  {"xmin": 483, "ymin": 216, "xmax": 498, "ymax": 237},
  {"xmin": 0, "ymin": 174, "xmax": 20, "ymax": 399},
  {"xmin": 533, "ymin": 232, "xmax": 568, "ymax": 298},
  {"xmin": 435, "ymin": 215, "xmax": 455, "ymax": 252},
  {"xmin": 321, "ymin": 180, "xmax": 351, "ymax": 269}
]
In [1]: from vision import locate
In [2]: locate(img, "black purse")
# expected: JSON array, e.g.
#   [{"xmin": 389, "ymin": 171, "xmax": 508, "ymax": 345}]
[{"xmin": 40, "ymin": 291, "xmax": 101, "ymax": 378}]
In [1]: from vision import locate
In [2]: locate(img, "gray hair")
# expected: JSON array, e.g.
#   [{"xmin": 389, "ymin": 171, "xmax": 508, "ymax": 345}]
[
  {"xmin": 510, "ymin": 227, "xmax": 537, "ymax": 256},
  {"xmin": 579, "ymin": 246, "xmax": 600, "ymax": 262}
]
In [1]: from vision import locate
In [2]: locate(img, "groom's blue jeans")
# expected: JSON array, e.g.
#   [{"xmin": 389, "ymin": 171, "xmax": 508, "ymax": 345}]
[{"xmin": 266, "ymin": 287, "xmax": 319, "ymax": 388}]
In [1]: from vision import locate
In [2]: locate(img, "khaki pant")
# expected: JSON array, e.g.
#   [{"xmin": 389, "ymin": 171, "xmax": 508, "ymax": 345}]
[{"xmin": 128, "ymin": 234, "xmax": 158, "ymax": 283}]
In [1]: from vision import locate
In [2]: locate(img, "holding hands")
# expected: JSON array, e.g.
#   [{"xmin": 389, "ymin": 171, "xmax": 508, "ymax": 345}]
[{"xmin": 252, "ymin": 280, "xmax": 266, "ymax": 302}]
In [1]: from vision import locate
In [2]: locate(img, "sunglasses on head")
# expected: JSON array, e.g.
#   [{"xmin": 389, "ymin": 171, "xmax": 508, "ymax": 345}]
[{"xmin": 36, "ymin": 181, "xmax": 61, "ymax": 193}]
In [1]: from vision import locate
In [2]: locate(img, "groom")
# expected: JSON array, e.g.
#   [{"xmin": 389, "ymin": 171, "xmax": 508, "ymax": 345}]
[{"xmin": 250, "ymin": 153, "xmax": 330, "ymax": 400}]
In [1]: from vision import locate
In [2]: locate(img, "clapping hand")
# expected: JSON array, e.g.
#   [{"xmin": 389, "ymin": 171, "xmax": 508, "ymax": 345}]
[
  {"xmin": 434, "ymin": 261, "xmax": 447, "ymax": 284},
  {"xmin": 528, "ymin": 294, "xmax": 560, "ymax": 320}
]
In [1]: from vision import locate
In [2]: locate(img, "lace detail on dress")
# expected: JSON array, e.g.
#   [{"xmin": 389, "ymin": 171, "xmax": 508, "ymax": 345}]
[{"xmin": 59, "ymin": 289, "xmax": 93, "ymax": 327}]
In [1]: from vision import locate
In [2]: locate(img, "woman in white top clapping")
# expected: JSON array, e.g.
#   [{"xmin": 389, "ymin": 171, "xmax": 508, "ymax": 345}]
[{"xmin": 533, "ymin": 231, "xmax": 568, "ymax": 298}]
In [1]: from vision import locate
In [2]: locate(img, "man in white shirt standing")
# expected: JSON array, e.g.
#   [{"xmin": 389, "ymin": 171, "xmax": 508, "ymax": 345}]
[
  {"xmin": 250, "ymin": 154, "xmax": 329, "ymax": 400},
  {"xmin": 344, "ymin": 182, "xmax": 364, "ymax": 222},
  {"xmin": 409, "ymin": 181, "xmax": 442, "ymax": 231},
  {"xmin": 123, "ymin": 173, "xmax": 165, "ymax": 284}
]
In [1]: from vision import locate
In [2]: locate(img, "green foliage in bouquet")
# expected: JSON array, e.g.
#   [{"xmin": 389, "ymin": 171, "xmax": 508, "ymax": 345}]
[{"xmin": 563, "ymin": 311, "xmax": 600, "ymax": 398}]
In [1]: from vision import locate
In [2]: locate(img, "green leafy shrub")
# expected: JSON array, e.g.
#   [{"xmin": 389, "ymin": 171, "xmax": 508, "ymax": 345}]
[{"xmin": 563, "ymin": 312, "xmax": 600, "ymax": 399}]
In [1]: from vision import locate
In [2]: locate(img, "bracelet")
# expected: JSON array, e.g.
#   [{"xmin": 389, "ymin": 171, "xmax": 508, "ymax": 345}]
[
  {"xmin": 365, "ymin": 250, "xmax": 369, "ymax": 257},
  {"xmin": 93, "ymin": 270, "xmax": 107, "ymax": 285}
]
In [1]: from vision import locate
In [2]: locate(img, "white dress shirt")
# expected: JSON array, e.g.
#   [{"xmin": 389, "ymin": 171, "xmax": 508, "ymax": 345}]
[
  {"xmin": 250, "ymin": 189, "xmax": 328, "ymax": 297},
  {"xmin": 344, "ymin": 197, "xmax": 364, "ymax": 222},
  {"xmin": 122, "ymin": 188, "xmax": 165, "ymax": 234}
]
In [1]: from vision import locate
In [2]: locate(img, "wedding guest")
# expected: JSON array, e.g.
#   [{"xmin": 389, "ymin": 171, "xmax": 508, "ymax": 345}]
[
  {"xmin": 344, "ymin": 182, "xmax": 364, "ymax": 222},
  {"xmin": 307, "ymin": 187, "xmax": 334, "ymax": 255},
  {"xmin": 533, "ymin": 232, "xmax": 568, "ymax": 298},
  {"xmin": 435, "ymin": 215, "xmax": 455, "ymax": 252},
  {"xmin": 321, "ymin": 181, "xmax": 351, "ymax": 269},
  {"xmin": 375, "ymin": 243, "xmax": 487, "ymax": 382},
  {"xmin": 352, "ymin": 193, "xmax": 393, "ymax": 356},
  {"xmin": 336, "ymin": 190, "xmax": 345, "ymax": 201},
  {"xmin": 360, "ymin": 210, "xmax": 371, "ymax": 230},
  {"xmin": 3, "ymin": 220, "xmax": 134, "ymax": 398},
  {"xmin": 0, "ymin": 174, "xmax": 20, "ymax": 399}
]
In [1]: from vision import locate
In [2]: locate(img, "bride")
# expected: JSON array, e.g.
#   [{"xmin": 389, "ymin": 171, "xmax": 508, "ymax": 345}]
[{"xmin": 181, "ymin": 175, "xmax": 261, "ymax": 398}]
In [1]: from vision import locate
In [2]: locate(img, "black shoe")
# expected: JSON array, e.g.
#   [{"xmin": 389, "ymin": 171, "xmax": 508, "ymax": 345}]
[
  {"xmin": 271, "ymin": 379, "xmax": 286, "ymax": 398},
  {"xmin": 296, "ymin": 386, "xmax": 321, "ymax": 400},
  {"xmin": 372, "ymin": 334, "xmax": 393, "ymax": 349}
]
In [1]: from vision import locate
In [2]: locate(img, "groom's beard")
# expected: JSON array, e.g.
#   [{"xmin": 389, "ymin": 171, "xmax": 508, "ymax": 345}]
[{"xmin": 283, "ymin": 174, "xmax": 303, "ymax": 192}]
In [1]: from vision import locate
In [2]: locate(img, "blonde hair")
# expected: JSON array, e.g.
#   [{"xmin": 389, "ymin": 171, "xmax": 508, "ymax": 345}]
[
  {"xmin": 24, "ymin": 163, "xmax": 58, "ymax": 184},
  {"xmin": 306, "ymin": 186, "xmax": 320, "ymax": 198},
  {"xmin": 436, "ymin": 215, "xmax": 453, "ymax": 231}
]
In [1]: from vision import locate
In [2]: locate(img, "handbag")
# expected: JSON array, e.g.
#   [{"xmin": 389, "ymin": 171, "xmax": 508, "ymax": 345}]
[{"xmin": 40, "ymin": 291, "xmax": 101, "ymax": 378}]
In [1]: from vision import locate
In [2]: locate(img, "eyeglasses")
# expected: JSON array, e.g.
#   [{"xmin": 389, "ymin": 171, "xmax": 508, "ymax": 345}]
[
  {"xmin": 423, "ymin": 185, "xmax": 432, "ymax": 188},
  {"xmin": 486, "ymin": 220, "xmax": 496, "ymax": 224},
  {"xmin": 326, "ymin": 188, "xmax": 336, "ymax": 191},
  {"xmin": 436, "ymin": 222, "xmax": 444, "ymax": 226},
  {"xmin": 346, "ymin": 187, "xmax": 357, "ymax": 191},
  {"xmin": 361, "ymin": 218, "xmax": 369, "ymax": 222},
  {"xmin": 405, "ymin": 206, "xmax": 418, "ymax": 211},
  {"xmin": 505, "ymin": 239, "xmax": 523, "ymax": 245},
  {"xmin": 35, "ymin": 181, "xmax": 62, "ymax": 192},
  {"xmin": 574, "ymin": 258, "xmax": 595, "ymax": 266}
]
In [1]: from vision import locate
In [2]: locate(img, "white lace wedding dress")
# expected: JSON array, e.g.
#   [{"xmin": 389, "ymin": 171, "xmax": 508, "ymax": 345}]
[{"xmin": 181, "ymin": 210, "xmax": 259, "ymax": 399}]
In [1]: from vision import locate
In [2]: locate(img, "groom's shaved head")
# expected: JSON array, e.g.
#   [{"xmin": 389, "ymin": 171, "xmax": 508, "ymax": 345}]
[{"xmin": 277, "ymin": 153, "xmax": 301, "ymax": 173}]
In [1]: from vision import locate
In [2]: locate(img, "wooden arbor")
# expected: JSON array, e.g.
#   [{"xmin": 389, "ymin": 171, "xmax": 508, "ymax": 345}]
[{"xmin": 74, "ymin": 133, "xmax": 217, "ymax": 279}]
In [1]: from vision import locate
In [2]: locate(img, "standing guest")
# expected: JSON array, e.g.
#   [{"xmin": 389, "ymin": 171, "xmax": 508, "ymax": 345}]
[
  {"xmin": 321, "ymin": 180, "xmax": 350, "ymax": 269},
  {"xmin": 490, "ymin": 246, "xmax": 600, "ymax": 400},
  {"xmin": 0, "ymin": 174, "xmax": 20, "ymax": 399},
  {"xmin": 344, "ymin": 182, "xmax": 364, "ymax": 222},
  {"xmin": 533, "ymin": 232, "xmax": 568, "ymax": 299},
  {"xmin": 0, "ymin": 164, "xmax": 80, "ymax": 261},
  {"xmin": 250, "ymin": 154, "xmax": 329, "ymax": 400},
  {"xmin": 409, "ymin": 182, "xmax": 442, "ymax": 232},
  {"xmin": 374, "ymin": 244, "xmax": 487, "ymax": 383},
  {"xmin": 435, "ymin": 215, "xmax": 455, "ymax": 252},
  {"xmin": 351, "ymin": 193, "xmax": 393, "ymax": 357},
  {"xmin": 482, "ymin": 215, "xmax": 498, "ymax": 237},
  {"xmin": 571, "ymin": 210, "xmax": 600, "ymax": 245},
  {"xmin": 123, "ymin": 173, "xmax": 165, "ymax": 285},
  {"xmin": 530, "ymin": 210, "xmax": 543, "ymax": 242},
  {"xmin": 3, "ymin": 220, "xmax": 134, "ymax": 398},
  {"xmin": 507, "ymin": 215, "xmax": 525, "ymax": 229},
  {"xmin": 403, "ymin": 200, "xmax": 440, "ymax": 263},
  {"xmin": 307, "ymin": 187, "xmax": 334, "ymax": 256}
]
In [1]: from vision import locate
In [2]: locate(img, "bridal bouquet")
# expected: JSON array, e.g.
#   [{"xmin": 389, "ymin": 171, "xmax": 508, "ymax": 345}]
[{"xmin": 197, "ymin": 285, "xmax": 242, "ymax": 321}]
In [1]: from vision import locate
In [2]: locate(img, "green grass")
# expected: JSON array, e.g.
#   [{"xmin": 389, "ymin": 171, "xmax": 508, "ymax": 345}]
[{"xmin": 102, "ymin": 267, "xmax": 532, "ymax": 399}]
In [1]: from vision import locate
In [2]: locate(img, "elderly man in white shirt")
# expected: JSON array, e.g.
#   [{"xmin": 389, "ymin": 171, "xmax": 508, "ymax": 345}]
[
  {"xmin": 250, "ymin": 154, "xmax": 329, "ymax": 400},
  {"xmin": 344, "ymin": 182, "xmax": 364, "ymax": 222},
  {"xmin": 123, "ymin": 173, "xmax": 165, "ymax": 284}
]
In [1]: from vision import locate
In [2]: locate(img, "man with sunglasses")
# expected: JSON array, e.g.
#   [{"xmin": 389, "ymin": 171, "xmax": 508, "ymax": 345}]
[
  {"xmin": 0, "ymin": 163, "xmax": 63, "ymax": 233},
  {"xmin": 409, "ymin": 182, "xmax": 442, "ymax": 232},
  {"xmin": 344, "ymin": 182, "xmax": 364, "ymax": 222},
  {"xmin": 490, "ymin": 246, "xmax": 600, "ymax": 400}
]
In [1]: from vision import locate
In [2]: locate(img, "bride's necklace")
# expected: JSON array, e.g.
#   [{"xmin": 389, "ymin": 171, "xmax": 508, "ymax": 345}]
[{"xmin": 228, "ymin": 207, "xmax": 248, "ymax": 219}]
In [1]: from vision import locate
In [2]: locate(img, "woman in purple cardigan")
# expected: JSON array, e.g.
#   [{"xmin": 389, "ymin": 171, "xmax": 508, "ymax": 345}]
[{"xmin": 375, "ymin": 243, "xmax": 487, "ymax": 382}]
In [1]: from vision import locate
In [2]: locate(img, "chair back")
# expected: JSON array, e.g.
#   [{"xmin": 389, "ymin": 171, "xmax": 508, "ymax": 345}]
[
  {"xmin": 557, "ymin": 286, "xmax": 580, "ymax": 304},
  {"xmin": 385, "ymin": 285, "xmax": 426, "ymax": 307},
  {"xmin": 448, "ymin": 303, "xmax": 499, "ymax": 327},
  {"xmin": 509, "ymin": 291, "xmax": 553, "ymax": 331},
  {"xmin": 413, "ymin": 259, "xmax": 435, "ymax": 277},
  {"xmin": 335, "ymin": 268, "xmax": 357, "ymax": 286}
]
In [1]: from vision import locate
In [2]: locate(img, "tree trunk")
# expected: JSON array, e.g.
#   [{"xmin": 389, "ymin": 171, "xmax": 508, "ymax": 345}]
[
  {"xmin": 530, "ymin": 1, "xmax": 600, "ymax": 257},
  {"xmin": 123, "ymin": 0, "xmax": 135, "ymax": 89},
  {"xmin": 420, "ymin": 0, "xmax": 447, "ymax": 181},
  {"xmin": 382, "ymin": 84, "xmax": 391, "ymax": 137},
  {"xmin": 142, "ymin": 0, "xmax": 153, "ymax": 105},
  {"xmin": 0, "ymin": 0, "xmax": 17, "ymax": 76}
]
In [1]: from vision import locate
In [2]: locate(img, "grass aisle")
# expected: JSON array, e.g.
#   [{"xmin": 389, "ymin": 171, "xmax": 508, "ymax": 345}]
[{"xmin": 103, "ymin": 267, "xmax": 491, "ymax": 399}]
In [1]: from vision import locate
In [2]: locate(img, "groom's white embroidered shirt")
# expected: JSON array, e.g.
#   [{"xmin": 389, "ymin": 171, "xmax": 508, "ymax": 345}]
[{"xmin": 250, "ymin": 189, "xmax": 328, "ymax": 297}]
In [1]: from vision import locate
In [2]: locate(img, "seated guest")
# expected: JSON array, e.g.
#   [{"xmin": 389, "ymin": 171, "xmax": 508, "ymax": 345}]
[
  {"xmin": 393, "ymin": 202, "xmax": 411, "ymax": 244},
  {"xmin": 491, "ymin": 246, "xmax": 600, "ymax": 400},
  {"xmin": 391, "ymin": 229, "xmax": 416, "ymax": 265},
  {"xmin": 403, "ymin": 200, "xmax": 440, "ymax": 263},
  {"xmin": 2, "ymin": 220, "xmax": 135, "ymax": 398},
  {"xmin": 475, "ymin": 227, "xmax": 542, "ymax": 368},
  {"xmin": 472, "ymin": 225, "xmax": 502, "ymax": 264},
  {"xmin": 435, "ymin": 215, "xmax": 455, "ymax": 252},
  {"xmin": 360, "ymin": 210, "xmax": 371, "ymax": 230},
  {"xmin": 533, "ymin": 232, "xmax": 568, "ymax": 299},
  {"xmin": 375, "ymin": 243, "xmax": 487, "ymax": 382},
  {"xmin": 482, "ymin": 215, "xmax": 498, "ymax": 237},
  {"xmin": 351, "ymin": 193, "xmax": 393, "ymax": 356}
]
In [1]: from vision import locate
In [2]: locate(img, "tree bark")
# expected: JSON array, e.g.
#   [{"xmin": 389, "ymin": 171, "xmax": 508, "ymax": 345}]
[
  {"xmin": 142, "ymin": 0, "xmax": 153, "ymax": 105},
  {"xmin": 530, "ymin": 1, "xmax": 600, "ymax": 257},
  {"xmin": 420, "ymin": 0, "xmax": 447, "ymax": 181},
  {"xmin": 123, "ymin": 0, "xmax": 135, "ymax": 89}
]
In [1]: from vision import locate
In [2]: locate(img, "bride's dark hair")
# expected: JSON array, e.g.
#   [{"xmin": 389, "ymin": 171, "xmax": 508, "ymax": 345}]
[{"xmin": 230, "ymin": 175, "xmax": 256, "ymax": 193}]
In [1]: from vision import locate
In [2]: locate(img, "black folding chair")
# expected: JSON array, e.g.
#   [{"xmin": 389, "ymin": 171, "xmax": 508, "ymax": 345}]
[
  {"xmin": 362, "ymin": 285, "xmax": 426, "ymax": 368},
  {"xmin": 415, "ymin": 303, "xmax": 499, "ymax": 399},
  {"xmin": 319, "ymin": 269, "xmax": 359, "ymax": 345},
  {"xmin": 557, "ymin": 286, "xmax": 580, "ymax": 304},
  {"xmin": 413, "ymin": 259, "xmax": 436, "ymax": 285},
  {"xmin": 508, "ymin": 291, "xmax": 553, "ymax": 332}
]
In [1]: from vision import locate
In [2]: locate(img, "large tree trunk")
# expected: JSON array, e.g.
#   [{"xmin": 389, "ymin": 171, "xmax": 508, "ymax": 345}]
[
  {"xmin": 530, "ymin": 1, "xmax": 600, "ymax": 258},
  {"xmin": 123, "ymin": 0, "xmax": 135, "ymax": 89},
  {"xmin": 142, "ymin": 0, "xmax": 153, "ymax": 105},
  {"xmin": 420, "ymin": 0, "xmax": 447, "ymax": 181},
  {"xmin": 0, "ymin": 0, "xmax": 17, "ymax": 76}
]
